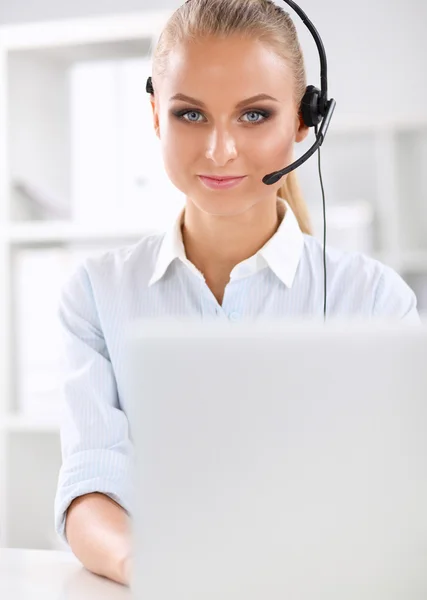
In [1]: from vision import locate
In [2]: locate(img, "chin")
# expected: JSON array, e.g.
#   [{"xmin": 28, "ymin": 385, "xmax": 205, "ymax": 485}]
[{"xmin": 188, "ymin": 191, "xmax": 264, "ymax": 218}]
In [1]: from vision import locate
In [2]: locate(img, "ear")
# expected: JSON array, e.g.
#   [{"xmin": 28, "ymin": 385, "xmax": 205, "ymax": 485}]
[
  {"xmin": 150, "ymin": 96, "xmax": 161, "ymax": 138},
  {"xmin": 295, "ymin": 111, "xmax": 310, "ymax": 143}
]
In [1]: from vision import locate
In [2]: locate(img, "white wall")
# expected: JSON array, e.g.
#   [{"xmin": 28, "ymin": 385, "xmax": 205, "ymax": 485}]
[{"xmin": 1, "ymin": 0, "xmax": 426, "ymax": 122}]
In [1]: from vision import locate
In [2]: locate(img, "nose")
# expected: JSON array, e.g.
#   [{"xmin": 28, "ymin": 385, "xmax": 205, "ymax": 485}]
[{"xmin": 205, "ymin": 126, "xmax": 238, "ymax": 165}]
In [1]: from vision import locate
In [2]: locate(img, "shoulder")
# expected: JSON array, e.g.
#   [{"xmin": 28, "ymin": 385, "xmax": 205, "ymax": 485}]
[
  {"xmin": 371, "ymin": 261, "xmax": 419, "ymax": 321},
  {"xmin": 301, "ymin": 234, "xmax": 420, "ymax": 321},
  {"xmin": 302, "ymin": 233, "xmax": 383, "ymax": 285},
  {"xmin": 62, "ymin": 230, "xmax": 165, "ymax": 299}
]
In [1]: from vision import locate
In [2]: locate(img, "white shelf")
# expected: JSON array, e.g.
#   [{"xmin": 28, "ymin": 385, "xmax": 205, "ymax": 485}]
[
  {"xmin": 1, "ymin": 414, "xmax": 60, "ymax": 433},
  {"xmin": 4, "ymin": 221, "xmax": 155, "ymax": 245},
  {"xmin": 328, "ymin": 116, "xmax": 427, "ymax": 135},
  {"xmin": 0, "ymin": 10, "xmax": 171, "ymax": 50},
  {"xmin": 400, "ymin": 251, "xmax": 427, "ymax": 273}
]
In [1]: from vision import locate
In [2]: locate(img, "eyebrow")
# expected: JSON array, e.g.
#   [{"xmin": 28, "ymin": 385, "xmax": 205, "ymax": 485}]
[{"xmin": 169, "ymin": 93, "xmax": 280, "ymax": 109}]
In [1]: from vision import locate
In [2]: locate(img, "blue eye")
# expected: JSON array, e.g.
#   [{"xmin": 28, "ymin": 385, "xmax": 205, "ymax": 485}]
[
  {"xmin": 242, "ymin": 111, "xmax": 268, "ymax": 124},
  {"xmin": 179, "ymin": 110, "xmax": 203, "ymax": 123},
  {"xmin": 172, "ymin": 108, "xmax": 271, "ymax": 125}
]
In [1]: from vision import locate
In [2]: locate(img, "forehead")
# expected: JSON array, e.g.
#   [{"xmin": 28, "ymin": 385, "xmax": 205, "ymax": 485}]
[{"xmin": 163, "ymin": 37, "xmax": 293, "ymax": 101}]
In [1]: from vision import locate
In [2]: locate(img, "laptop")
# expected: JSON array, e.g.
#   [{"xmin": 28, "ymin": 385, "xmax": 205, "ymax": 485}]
[{"xmin": 124, "ymin": 318, "xmax": 427, "ymax": 600}]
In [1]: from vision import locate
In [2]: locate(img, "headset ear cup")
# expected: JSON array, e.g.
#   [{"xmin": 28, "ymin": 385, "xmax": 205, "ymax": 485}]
[{"xmin": 300, "ymin": 85, "xmax": 322, "ymax": 127}]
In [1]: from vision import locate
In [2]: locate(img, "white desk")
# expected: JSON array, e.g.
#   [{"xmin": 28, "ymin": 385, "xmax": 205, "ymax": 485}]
[{"xmin": 0, "ymin": 549, "xmax": 131, "ymax": 599}]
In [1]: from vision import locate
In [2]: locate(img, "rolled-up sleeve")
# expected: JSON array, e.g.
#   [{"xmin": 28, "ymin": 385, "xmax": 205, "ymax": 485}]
[{"xmin": 54, "ymin": 261, "xmax": 133, "ymax": 548}]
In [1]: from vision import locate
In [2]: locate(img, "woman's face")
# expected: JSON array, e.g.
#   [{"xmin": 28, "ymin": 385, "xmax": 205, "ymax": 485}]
[{"xmin": 150, "ymin": 36, "xmax": 309, "ymax": 217}]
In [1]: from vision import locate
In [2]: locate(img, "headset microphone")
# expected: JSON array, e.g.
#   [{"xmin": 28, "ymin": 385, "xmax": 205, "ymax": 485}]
[{"xmin": 262, "ymin": 94, "xmax": 335, "ymax": 184}]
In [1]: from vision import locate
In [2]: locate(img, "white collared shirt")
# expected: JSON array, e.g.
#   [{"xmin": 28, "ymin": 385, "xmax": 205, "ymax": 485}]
[
  {"xmin": 149, "ymin": 198, "xmax": 302, "ymax": 290},
  {"xmin": 54, "ymin": 198, "xmax": 420, "ymax": 546}
]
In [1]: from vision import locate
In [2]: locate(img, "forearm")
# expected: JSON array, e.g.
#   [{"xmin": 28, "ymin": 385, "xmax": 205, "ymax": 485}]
[{"xmin": 65, "ymin": 492, "xmax": 132, "ymax": 586}]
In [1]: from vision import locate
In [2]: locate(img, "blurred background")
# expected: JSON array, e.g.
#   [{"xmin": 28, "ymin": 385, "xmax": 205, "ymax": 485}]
[{"xmin": 0, "ymin": 0, "xmax": 426, "ymax": 551}]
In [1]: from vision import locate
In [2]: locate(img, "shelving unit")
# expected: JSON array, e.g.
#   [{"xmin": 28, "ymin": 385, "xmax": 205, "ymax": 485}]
[
  {"xmin": 0, "ymin": 9, "xmax": 180, "ymax": 551},
  {"xmin": 1, "ymin": 9, "xmax": 426, "ymax": 550}
]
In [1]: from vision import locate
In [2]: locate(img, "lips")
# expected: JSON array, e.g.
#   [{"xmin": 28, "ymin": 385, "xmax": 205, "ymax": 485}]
[
  {"xmin": 199, "ymin": 175, "xmax": 245, "ymax": 181},
  {"xmin": 198, "ymin": 175, "xmax": 247, "ymax": 190}
]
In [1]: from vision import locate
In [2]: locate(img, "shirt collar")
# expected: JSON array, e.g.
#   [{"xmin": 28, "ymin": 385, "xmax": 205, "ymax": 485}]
[{"xmin": 148, "ymin": 197, "xmax": 304, "ymax": 288}]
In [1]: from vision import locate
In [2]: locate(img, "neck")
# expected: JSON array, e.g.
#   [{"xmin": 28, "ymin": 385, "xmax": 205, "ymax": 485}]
[{"xmin": 181, "ymin": 198, "xmax": 285, "ymax": 282}]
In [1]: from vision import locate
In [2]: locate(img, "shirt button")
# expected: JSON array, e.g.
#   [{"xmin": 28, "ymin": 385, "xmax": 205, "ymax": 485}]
[{"xmin": 229, "ymin": 311, "xmax": 241, "ymax": 322}]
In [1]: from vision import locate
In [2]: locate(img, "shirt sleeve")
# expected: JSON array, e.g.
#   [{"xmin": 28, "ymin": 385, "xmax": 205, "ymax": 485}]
[
  {"xmin": 53, "ymin": 261, "xmax": 133, "ymax": 548},
  {"xmin": 373, "ymin": 263, "xmax": 421, "ymax": 323}
]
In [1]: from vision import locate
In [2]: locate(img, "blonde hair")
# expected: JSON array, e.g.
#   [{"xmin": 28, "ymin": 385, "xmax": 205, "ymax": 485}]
[{"xmin": 151, "ymin": 0, "xmax": 313, "ymax": 235}]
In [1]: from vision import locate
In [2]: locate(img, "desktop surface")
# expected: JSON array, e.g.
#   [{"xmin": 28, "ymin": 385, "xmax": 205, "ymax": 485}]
[{"xmin": 0, "ymin": 549, "xmax": 130, "ymax": 600}]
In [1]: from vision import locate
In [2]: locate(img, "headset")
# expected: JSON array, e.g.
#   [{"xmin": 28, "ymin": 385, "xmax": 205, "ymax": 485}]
[{"xmin": 146, "ymin": 0, "xmax": 336, "ymax": 320}]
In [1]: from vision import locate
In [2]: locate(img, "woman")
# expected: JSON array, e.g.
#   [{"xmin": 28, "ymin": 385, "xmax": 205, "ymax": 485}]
[{"xmin": 54, "ymin": 0, "xmax": 419, "ymax": 588}]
